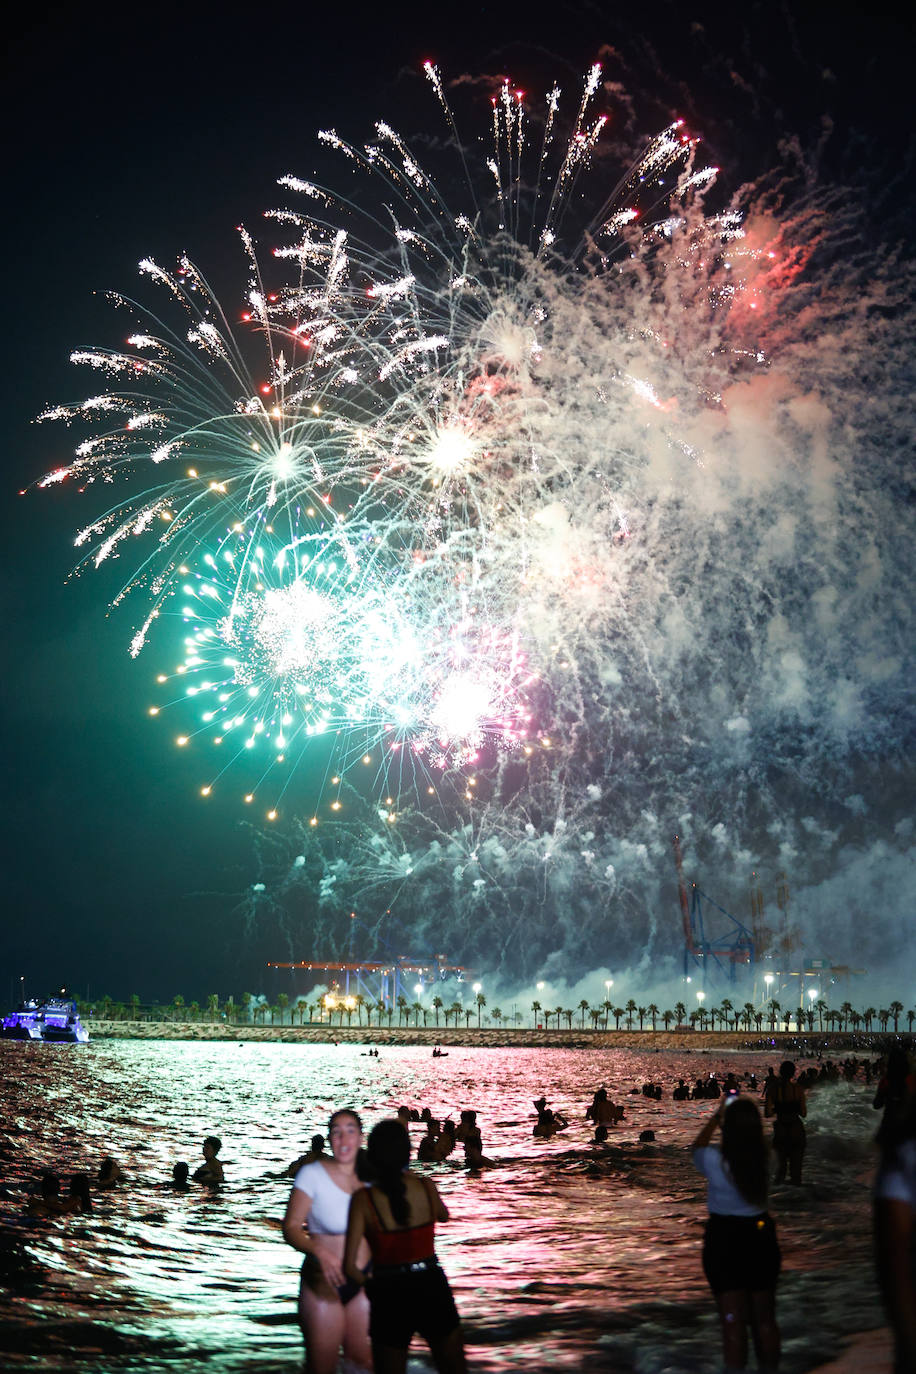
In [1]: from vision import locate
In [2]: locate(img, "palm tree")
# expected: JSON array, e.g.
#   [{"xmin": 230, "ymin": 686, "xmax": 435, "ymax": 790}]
[
  {"xmin": 578, "ymin": 999, "xmax": 590, "ymax": 1028},
  {"xmin": 863, "ymin": 1007, "xmax": 876, "ymax": 1031},
  {"xmin": 129, "ymin": 993, "xmax": 141, "ymax": 1022},
  {"xmin": 815, "ymin": 999, "xmax": 828, "ymax": 1031},
  {"xmin": 397, "ymin": 994, "xmax": 409, "ymax": 1026},
  {"xmin": 464, "ymin": 1006, "xmax": 475, "ymax": 1029},
  {"xmin": 240, "ymin": 993, "xmax": 253, "ymax": 1024},
  {"xmin": 476, "ymin": 992, "xmax": 487, "ymax": 1026},
  {"xmin": 449, "ymin": 1001, "xmax": 462, "ymax": 1028},
  {"xmin": 742, "ymin": 1002, "xmax": 755, "ymax": 1031},
  {"xmin": 720, "ymin": 998, "xmax": 733, "ymax": 1031},
  {"xmin": 590, "ymin": 1008, "xmax": 603, "ymax": 1031},
  {"xmin": 879, "ymin": 1008, "xmax": 890, "ymax": 1031},
  {"xmin": 411, "ymin": 1001, "xmax": 423, "ymax": 1027},
  {"xmin": 625, "ymin": 999, "xmax": 637, "ymax": 1029},
  {"xmin": 675, "ymin": 1001, "xmax": 687, "ymax": 1027},
  {"xmin": 908, "ymin": 1009, "xmax": 915, "ymax": 1034},
  {"xmin": 172, "ymin": 994, "xmax": 185, "ymax": 1023},
  {"xmin": 613, "ymin": 1006, "xmax": 625, "ymax": 1029},
  {"xmin": 603, "ymin": 999, "xmax": 613, "ymax": 1030},
  {"xmin": 554, "ymin": 1005, "xmax": 564, "ymax": 1030},
  {"xmin": 189, "ymin": 1001, "xmax": 200, "ymax": 1022},
  {"xmin": 769, "ymin": 1001, "xmax": 781, "ymax": 1031},
  {"xmin": 890, "ymin": 1000, "xmax": 904, "ymax": 1032},
  {"xmin": 840, "ymin": 1001, "xmax": 853, "ymax": 1031},
  {"xmin": 646, "ymin": 1003, "xmax": 659, "ymax": 1030},
  {"xmin": 491, "ymin": 1007, "xmax": 503, "ymax": 1028},
  {"xmin": 850, "ymin": 1010, "xmax": 862, "ymax": 1031},
  {"xmin": 276, "ymin": 993, "xmax": 289, "ymax": 1026},
  {"xmin": 662, "ymin": 1009, "xmax": 674, "ymax": 1030},
  {"xmin": 637, "ymin": 1006, "xmax": 647, "ymax": 1030},
  {"xmin": 531, "ymin": 999, "xmax": 542, "ymax": 1028},
  {"xmin": 432, "ymin": 996, "xmax": 443, "ymax": 1027},
  {"xmin": 563, "ymin": 1008, "xmax": 574, "ymax": 1030}
]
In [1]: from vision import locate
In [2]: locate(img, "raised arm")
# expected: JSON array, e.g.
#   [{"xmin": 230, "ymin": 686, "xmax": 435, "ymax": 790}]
[{"xmin": 692, "ymin": 1102, "xmax": 725, "ymax": 1151}]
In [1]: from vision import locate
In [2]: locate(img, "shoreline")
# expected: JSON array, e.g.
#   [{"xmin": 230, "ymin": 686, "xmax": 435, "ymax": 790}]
[{"xmin": 76, "ymin": 1020, "xmax": 898, "ymax": 1051}]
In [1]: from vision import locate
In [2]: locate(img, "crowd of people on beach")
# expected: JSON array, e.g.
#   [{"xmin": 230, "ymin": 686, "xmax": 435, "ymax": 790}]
[{"xmin": 20, "ymin": 1045, "xmax": 916, "ymax": 1374}]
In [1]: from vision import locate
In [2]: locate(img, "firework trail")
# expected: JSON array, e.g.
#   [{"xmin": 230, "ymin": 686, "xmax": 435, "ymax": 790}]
[{"xmin": 36, "ymin": 67, "xmax": 914, "ymax": 979}]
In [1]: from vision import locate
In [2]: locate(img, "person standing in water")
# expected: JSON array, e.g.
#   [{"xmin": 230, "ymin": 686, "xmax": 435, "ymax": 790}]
[
  {"xmin": 693, "ymin": 1096, "xmax": 781, "ymax": 1373},
  {"xmin": 764, "ymin": 1061, "xmax": 807, "ymax": 1185},
  {"xmin": 282, "ymin": 1109, "xmax": 371, "ymax": 1374},
  {"xmin": 344, "ymin": 1118, "xmax": 466, "ymax": 1374}
]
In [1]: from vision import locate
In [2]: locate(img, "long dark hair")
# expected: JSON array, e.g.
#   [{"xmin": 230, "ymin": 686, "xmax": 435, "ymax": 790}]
[
  {"xmin": 367, "ymin": 1119, "xmax": 411, "ymax": 1225},
  {"xmin": 721, "ymin": 1098, "xmax": 768, "ymax": 1209}
]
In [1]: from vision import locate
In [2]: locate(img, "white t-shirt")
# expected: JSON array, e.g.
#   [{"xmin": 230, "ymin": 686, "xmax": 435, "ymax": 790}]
[
  {"xmin": 693, "ymin": 1145, "xmax": 764, "ymax": 1217},
  {"xmin": 875, "ymin": 1138, "xmax": 916, "ymax": 1208},
  {"xmin": 292, "ymin": 1160, "xmax": 358, "ymax": 1234}
]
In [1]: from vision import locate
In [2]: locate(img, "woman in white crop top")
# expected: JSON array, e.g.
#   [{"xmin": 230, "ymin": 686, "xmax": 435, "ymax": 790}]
[
  {"xmin": 692, "ymin": 1096, "xmax": 781, "ymax": 1373},
  {"xmin": 282, "ymin": 1108, "xmax": 371, "ymax": 1374}
]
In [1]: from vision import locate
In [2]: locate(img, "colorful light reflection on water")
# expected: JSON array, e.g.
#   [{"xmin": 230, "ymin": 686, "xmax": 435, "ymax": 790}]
[{"xmin": 0, "ymin": 1040, "xmax": 887, "ymax": 1371}]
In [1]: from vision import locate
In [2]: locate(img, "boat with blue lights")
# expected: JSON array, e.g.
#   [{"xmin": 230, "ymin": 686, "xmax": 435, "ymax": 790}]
[{"xmin": 1, "ymin": 998, "xmax": 90, "ymax": 1043}]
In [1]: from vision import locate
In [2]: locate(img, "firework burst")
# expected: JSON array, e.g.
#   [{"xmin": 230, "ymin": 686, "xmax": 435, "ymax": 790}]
[{"xmin": 36, "ymin": 64, "xmax": 810, "ymax": 829}]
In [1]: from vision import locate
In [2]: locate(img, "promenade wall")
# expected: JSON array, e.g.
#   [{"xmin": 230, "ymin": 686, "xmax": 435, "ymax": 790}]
[{"xmin": 82, "ymin": 1021, "xmax": 889, "ymax": 1052}]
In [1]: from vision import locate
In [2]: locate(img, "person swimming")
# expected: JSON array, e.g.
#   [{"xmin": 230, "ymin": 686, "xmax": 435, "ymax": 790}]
[{"xmin": 192, "ymin": 1136, "xmax": 224, "ymax": 1185}]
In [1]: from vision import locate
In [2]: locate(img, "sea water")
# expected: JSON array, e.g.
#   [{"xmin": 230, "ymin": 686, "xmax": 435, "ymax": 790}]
[{"xmin": 0, "ymin": 1040, "xmax": 886, "ymax": 1372}]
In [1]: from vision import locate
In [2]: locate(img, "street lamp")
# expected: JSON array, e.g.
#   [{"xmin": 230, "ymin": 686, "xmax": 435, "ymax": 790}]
[
  {"xmin": 414, "ymin": 984, "xmax": 423, "ymax": 998},
  {"xmin": 764, "ymin": 974, "xmax": 774, "ymax": 993},
  {"xmin": 473, "ymin": 983, "xmax": 481, "ymax": 994},
  {"xmin": 605, "ymin": 979, "xmax": 613, "ymax": 993},
  {"xmin": 696, "ymin": 990, "xmax": 705, "ymax": 1003}
]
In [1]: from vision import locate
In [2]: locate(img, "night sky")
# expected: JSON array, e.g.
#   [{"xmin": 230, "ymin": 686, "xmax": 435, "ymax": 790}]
[{"xmin": 1, "ymin": 1, "xmax": 911, "ymax": 1010}]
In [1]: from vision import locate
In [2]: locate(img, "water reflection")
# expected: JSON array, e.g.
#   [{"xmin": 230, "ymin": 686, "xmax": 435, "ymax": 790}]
[{"xmin": 0, "ymin": 1041, "xmax": 885, "ymax": 1371}]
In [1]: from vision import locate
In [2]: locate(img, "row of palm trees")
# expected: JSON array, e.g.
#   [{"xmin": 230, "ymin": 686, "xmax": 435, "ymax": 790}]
[
  {"xmin": 539, "ymin": 997, "xmax": 910, "ymax": 1034},
  {"xmin": 78, "ymin": 990, "xmax": 913, "ymax": 1035}
]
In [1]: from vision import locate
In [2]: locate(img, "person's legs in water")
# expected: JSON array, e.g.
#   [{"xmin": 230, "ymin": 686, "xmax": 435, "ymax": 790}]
[
  {"xmin": 428, "ymin": 1325, "xmax": 468, "ymax": 1373},
  {"xmin": 369, "ymin": 1342, "xmax": 408, "ymax": 1374},
  {"xmin": 298, "ymin": 1282, "xmax": 346, "ymax": 1374},
  {"xmin": 772, "ymin": 1133, "xmax": 788, "ymax": 1184},
  {"xmin": 749, "ymin": 1288, "xmax": 781, "ymax": 1371},
  {"xmin": 716, "ymin": 1290, "xmax": 750, "ymax": 1369},
  {"xmin": 341, "ymin": 1289, "xmax": 371, "ymax": 1372}
]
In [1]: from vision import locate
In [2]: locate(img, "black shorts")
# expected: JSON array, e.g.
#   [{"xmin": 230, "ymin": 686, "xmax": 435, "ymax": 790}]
[
  {"xmin": 367, "ymin": 1263, "xmax": 460, "ymax": 1350},
  {"xmin": 702, "ymin": 1213, "xmax": 781, "ymax": 1294}
]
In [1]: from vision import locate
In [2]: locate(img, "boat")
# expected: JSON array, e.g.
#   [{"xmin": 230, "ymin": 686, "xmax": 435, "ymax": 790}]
[
  {"xmin": 0, "ymin": 1000, "xmax": 43, "ymax": 1040},
  {"xmin": 1, "ymin": 998, "xmax": 90, "ymax": 1043}
]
